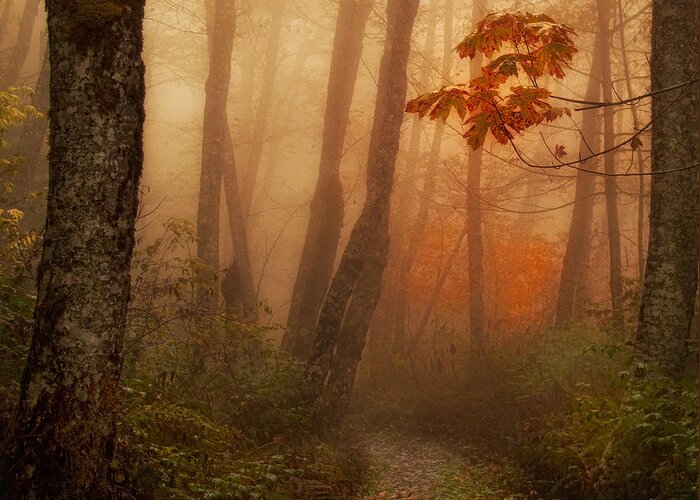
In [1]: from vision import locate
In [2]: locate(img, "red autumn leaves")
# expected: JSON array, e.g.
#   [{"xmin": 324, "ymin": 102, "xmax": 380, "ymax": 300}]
[{"xmin": 406, "ymin": 11, "xmax": 577, "ymax": 150}]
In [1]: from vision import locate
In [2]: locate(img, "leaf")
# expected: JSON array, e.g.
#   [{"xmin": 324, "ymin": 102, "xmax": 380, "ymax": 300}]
[
  {"xmin": 554, "ymin": 144, "xmax": 567, "ymax": 159},
  {"xmin": 631, "ymin": 136, "xmax": 643, "ymax": 151}
]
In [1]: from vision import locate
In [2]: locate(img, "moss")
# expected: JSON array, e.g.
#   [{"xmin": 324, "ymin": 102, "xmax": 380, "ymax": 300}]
[{"xmin": 67, "ymin": 0, "xmax": 124, "ymax": 43}]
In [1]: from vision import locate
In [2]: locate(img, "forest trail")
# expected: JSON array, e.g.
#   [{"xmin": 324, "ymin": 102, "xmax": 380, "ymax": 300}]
[{"xmin": 356, "ymin": 427, "xmax": 519, "ymax": 499}]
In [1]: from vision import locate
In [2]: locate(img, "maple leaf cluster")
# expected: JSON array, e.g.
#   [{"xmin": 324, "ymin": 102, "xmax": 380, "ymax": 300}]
[{"xmin": 406, "ymin": 12, "xmax": 577, "ymax": 150}]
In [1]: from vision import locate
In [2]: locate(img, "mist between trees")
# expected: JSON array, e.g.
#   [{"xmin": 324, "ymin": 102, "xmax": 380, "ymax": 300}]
[{"xmin": 0, "ymin": 0, "xmax": 698, "ymax": 498}]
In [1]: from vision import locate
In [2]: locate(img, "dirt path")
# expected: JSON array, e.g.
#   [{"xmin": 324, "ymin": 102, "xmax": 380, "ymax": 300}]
[{"xmin": 354, "ymin": 428, "xmax": 522, "ymax": 499}]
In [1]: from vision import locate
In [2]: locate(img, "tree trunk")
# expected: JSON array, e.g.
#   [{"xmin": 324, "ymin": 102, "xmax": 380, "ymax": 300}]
[
  {"xmin": 2, "ymin": 2, "xmax": 145, "ymax": 497},
  {"xmin": 222, "ymin": 120, "xmax": 258, "ymax": 318},
  {"xmin": 240, "ymin": 0, "xmax": 284, "ymax": 217},
  {"xmin": 304, "ymin": 0, "xmax": 419, "ymax": 407},
  {"xmin": 598, "ymin": 0, "xmax": 625, "ymax": 330},
  {"xmin": 0, "ymin": 0, "xmax": 40, "ymax": 88},
  {"xmin": 617, "ymin": 0, "xmax": 646, "ymax": 284},
  {"xmin": 282, "ymin": 0, "xmax": 373, "ymax": 358},
  {"xmin": 197, "ymin": 0, "xmax": 236, "ymax": 310},
  {"xmin": 15, "ymin": 46, "xmax": 49, "ymax": 231},
  {"xmin": 313, "ymin": 211, "xmax": 389, "ymax": 431},
  {"xmin": 555, "ymin": 27, "xmax": 604, "ymax": 327},
  {"xmin": 467, "ymin": 0, "xmax": 486, "ymax": 359},
  {"xmin": 0, "ymin": 0, "xmax": 14, "ymax": 49},
  {"xmin": 636, "ymin": 0, "xmax": 699, "ymax": 379}
]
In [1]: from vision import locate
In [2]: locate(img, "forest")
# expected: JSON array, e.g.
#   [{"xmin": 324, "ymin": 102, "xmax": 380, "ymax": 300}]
[{"xmin": 0, "ymin": 0, "xmax": 697, "ymax": 498}]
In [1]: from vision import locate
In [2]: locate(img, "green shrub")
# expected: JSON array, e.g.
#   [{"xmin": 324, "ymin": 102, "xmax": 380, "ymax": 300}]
[{"xmin": 520, "ymin": 365, "xmax": 698, "ymax": 499}]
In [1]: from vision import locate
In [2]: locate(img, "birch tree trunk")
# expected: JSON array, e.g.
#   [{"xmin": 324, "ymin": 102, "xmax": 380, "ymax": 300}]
[
  {"xmin": 636, "ymin": 0, "xmax": 699, "ymax": 379},
  {"xmin": 282, "ymin": 0, "xmax": 373, "ymax": 358},
  {"xmin": 2, "ymin": 2, "xmax": 145, "ymax": 497}
]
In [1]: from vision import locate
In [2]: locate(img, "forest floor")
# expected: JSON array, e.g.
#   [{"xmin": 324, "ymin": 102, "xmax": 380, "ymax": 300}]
[{"xmin": 351, "ymin": 424, "xmax": 525, "ymax": 499}]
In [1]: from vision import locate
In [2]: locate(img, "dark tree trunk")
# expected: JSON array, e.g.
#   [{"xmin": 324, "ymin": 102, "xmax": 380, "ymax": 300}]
[
  {"xmin": 240, "ymin": 0, "xmax": 284, "ymax": 217},
  {"xmin": 2, "ymin": 2, "xmax": 145, "ymax": 497},
  {"xmin": 598, "ymin": 0, "xmax": 625, "ymax": 331},
  {"xmin": 282, "ymin": 0, "xmax": 373, "ymax": 358},
  {"xmin": 15, "ymin": 46, "xmax": 49, "ymax": 230},
  {"xmin": 555, "ymin": 28, "xmax": 604, "ymax": 327},
  {"xmin": 636, "ymin": 0, "xmax": 699, "ymax": 379},
  {"xmin": 197, "ymin": 0, "xmax": 236, "ymax": 309},
  {"xmin": 304, "ymin": 0, "xmax": 419, "ymax": 409},
  {"xmin": 0, "ymin": 0, "xmax": 40, "ymax": 88},
  {"xmin": 313, "ymin": 212, "xmax": 389, "ymax": 431}
]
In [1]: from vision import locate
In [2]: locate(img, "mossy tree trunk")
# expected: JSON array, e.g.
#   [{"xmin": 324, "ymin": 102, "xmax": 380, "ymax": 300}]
[
  {"xmin": 304, "ymin": 0, "xmax": 419, "ymax": 416},
  {"xmin": 282, "ymin": 0, "xmax": 373, "ymax": 359},
  {"xmin": 2, "ymin": 1, "xmax": 145, "ymax": 497},
  {"xmin": 636, "ymin": 0, "xmax": 699, "ymax": 379}
]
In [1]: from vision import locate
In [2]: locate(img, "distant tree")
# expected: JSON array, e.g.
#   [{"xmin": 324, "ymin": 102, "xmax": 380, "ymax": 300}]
[
  {"xmin": 1, "ymin": 1, "xmax": 146, "ymax": 497},
  {"xmin": 0, "ymin": 0, "xmax": 40, "ymax": 88},
  {"xmin": 282, "ymin": 0, "xmax": 373, "ymax": 359},
  {"xmin": 555, "ymin": 24, "xmax": 602, "ymax": 327},
  {"xmin": 306, "ymin": 0, "xmax": 420, "ymax": 431},
  {"xmin": 636, "ymin": 0, "xmax": 698, "ymax": 378},
  {"xmin": 198, "ymin": 0, "xmax": 256, "ymax": 315}
]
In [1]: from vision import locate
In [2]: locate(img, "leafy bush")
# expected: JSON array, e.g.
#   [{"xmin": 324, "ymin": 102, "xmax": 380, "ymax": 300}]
[{"xmin": 519, "ymin": 362, "xmax": 698, "ymax": 499}]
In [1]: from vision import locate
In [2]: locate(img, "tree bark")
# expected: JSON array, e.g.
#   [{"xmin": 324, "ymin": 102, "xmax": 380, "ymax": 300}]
[
  {"xmin": 313, "ymin": 211, "xmax": 389, "ymax": 431},
  {"xmin": 197, "ymin": 0, "xmax": 236, "ymax": 310},
  {"xmin": 0, "ymin": 0, "xmax": 40, "ymax": 88},
  {"xmin": 636, "ymin": 0, "xmax": 699, "ymax": 379},
  {"xmin": 554, "ymin": 27, "xmax": 604, "ymax": 327},
  {"xmin": 2, "ymin": 2, "xmax": 145, "ymax": 497},
  {"xmin": 282, "ymin": 0, "xmax": 373, "ymax": 358},
  {"xmin": 598, "ymin": 0, "xmax": 625, "ymax": 330},
  {"xmin": 303, "ymin": 0, "xmax": 419, "ymax": 407}
]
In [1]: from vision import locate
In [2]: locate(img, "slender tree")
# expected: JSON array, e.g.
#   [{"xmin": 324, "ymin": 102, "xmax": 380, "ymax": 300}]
[
  {"xmin": 282, "ymin": 0, "xmax": 373, "ymax": 358},
  {"xmin": 390, "ymin": 0, "xmax": 453, "ymax": 356},
  {"xmin": 598, "ymin": 0, "xmax": 624, "ymax": 330},
  {"xmin": 305, "ymin": 0, "xmax": 420, "ymax": 420},
  {"xmin": 15, "ymin": 47, "xmax": 49, "ymax": 230},
  {"xmin": 0, "ymin": 0, "xmax": 40, "ymax": 88},
  {"xmin": 555, "ymin": 26, "xmax": 604, "ymax": 327},
  {"xmin": 636, "ymin": 0, "xmax": 699, "ymax": 378},
  {"xmin": 2, "ymin": 2, "xmax": 146, "ymax": 497},
  {"xmin": 240, "ymin": 0, "xmax": 284, "ymax": 217}
]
